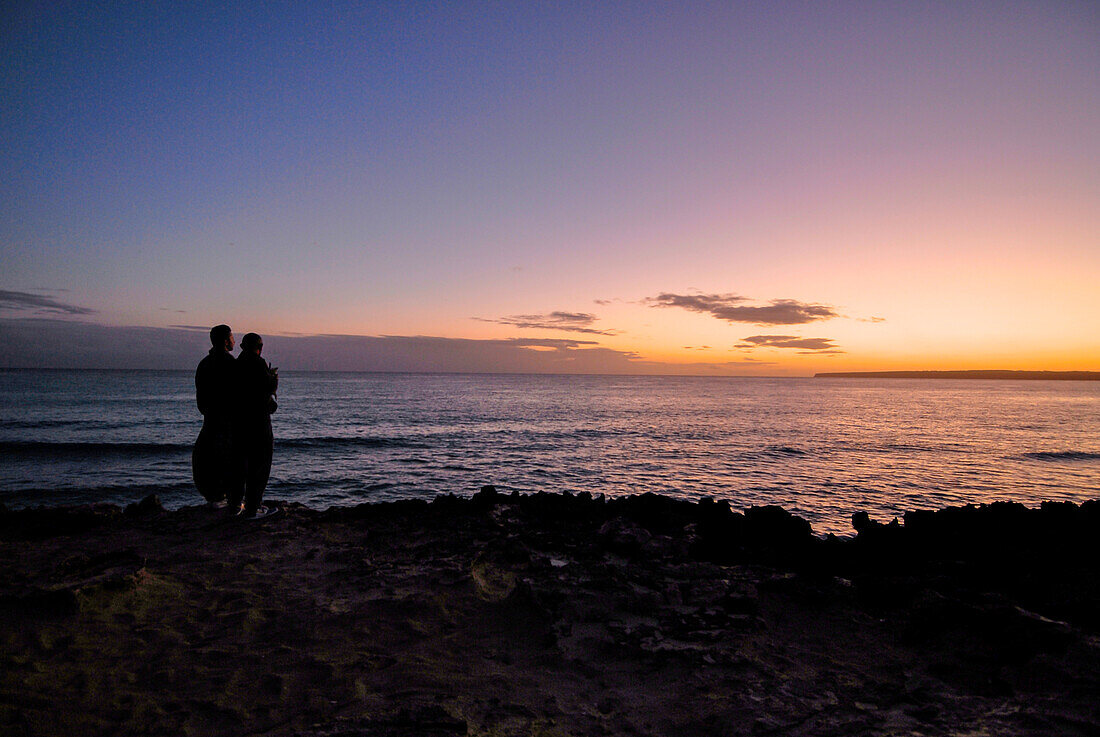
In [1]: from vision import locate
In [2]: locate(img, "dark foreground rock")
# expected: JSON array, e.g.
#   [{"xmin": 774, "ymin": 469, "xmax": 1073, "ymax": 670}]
[{"xmin": 1, "ymin": 490, "xmax": 1098, "ymax": 736}]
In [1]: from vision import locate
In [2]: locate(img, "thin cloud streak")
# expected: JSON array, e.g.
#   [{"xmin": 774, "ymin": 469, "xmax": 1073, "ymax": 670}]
[
  {"xmin": 474, "ymin": 311, "xmax": 617, "ymax": 335},
  {"xmin": 735, "ymin": 335, "xmax": 842, "ymax": 353},
  {"xmin": 0, "ymin": 290, "xmax": 95, "ymax": 316},
  {"xmin": 648, "ymin": 293, "xmax": 838, "ymax": 325}
]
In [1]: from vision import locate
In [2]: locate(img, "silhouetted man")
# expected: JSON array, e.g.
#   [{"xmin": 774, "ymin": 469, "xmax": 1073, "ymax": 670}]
[
  {"xmin": 193, "ymin": 324, "xmax": 238, "ymax": 506},
  {"xmin": 232, "ymin": 332, "xmax": 278, "ymax": 518}
]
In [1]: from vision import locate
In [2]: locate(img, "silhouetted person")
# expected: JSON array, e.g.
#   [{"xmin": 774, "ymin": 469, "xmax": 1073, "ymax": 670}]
[
  {"xmin": 193, "ymin": 324, "xmax": 239, "ymax": 506},
  {"xmin": 231, "ymin": 332, "xmax": 278, "ymax": 517}
]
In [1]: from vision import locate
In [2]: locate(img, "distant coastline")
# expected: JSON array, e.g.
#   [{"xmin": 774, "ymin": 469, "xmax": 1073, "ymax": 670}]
[{"xmin": 815, "ymin": 370, "xmax": 1100, "ymax": 381}]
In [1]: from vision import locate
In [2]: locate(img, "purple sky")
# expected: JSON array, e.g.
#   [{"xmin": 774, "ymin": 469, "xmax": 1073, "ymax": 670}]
[{"xmin": 2, "ymin": 2, "xmax": 1097, "ymax": 372}]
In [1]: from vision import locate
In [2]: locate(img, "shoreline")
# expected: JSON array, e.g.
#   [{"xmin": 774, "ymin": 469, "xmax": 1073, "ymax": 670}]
[
  {"xmin": 6, "ymin": 489, "xmax": 1100, "ymax": 540},
  {"xmin": 3, "ymin": 490, "xmax": 1099, "ymax": 735}
]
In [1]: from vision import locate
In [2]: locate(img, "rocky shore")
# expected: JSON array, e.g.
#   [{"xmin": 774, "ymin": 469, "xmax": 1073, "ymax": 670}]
[{"xmin": 2, "ymin": 489, "xmax": 1099, "ymax": 736}]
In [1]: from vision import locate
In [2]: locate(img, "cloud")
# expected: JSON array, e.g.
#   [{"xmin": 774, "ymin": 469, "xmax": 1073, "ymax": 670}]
[
  {"xmin": 474, "ymin": 311, "xmax": 616, "ymax": 335},
  {"xmin": 734, "ymin": 335, "xmax": 843, "ymax": 353},
  {"xmin": 0, "ymin": 319, "xmax": 208, "ymax": 369},
  {"xmin": 168, "ymin": 324, "xmax": 211, "ymax": 331},
  {"xmin": 647, "ymin": 293, "xmax": 838, "ymax": 325},
  {"xmin": 0, "ymin": 290, "xmax": 95, "ymax": 316},
  {"xmin": 0, "ymin": 319, "xmax": 645, "ymax": 373},
  {"xmin": 505, "ymin": 337, "xmax": 601, "ymax": 349}
]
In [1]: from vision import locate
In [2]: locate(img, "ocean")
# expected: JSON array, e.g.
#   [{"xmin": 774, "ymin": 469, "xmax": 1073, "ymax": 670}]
[{"xmin": 0, "ymin": 369, "xmax": 1097, "ymax": 535}]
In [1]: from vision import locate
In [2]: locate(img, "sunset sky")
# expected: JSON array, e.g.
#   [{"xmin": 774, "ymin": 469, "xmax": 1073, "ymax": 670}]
[{"xmin": 2, "ymin": 2, "xmax": 1097, "ymax": 374}]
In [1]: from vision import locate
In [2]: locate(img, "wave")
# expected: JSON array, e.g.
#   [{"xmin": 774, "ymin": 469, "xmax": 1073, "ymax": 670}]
[
  {"xmin": 0, "ymin": 435, "xmax": 424, "ymax": 457},
  {"xmin": 277, "ymin": 436, "xmax": 424, "ymax": 450},
  {"xmin": 1022, "ymin": 451, "xmax": 1100, "ymax": 462},
  {"xmin": 1, "ymin": 419, "xmax": 107, "ymax": 430},
  {"xmin": 0, "ymin": 440, "xmax": 192, "ymax": 456},
  {"xmin": 0, "ymin": 481, "xmax": 196, "ymax": 509},
  {"xmin": 761, "ymin": 445, "xmax": 808, "ymax": 457}
]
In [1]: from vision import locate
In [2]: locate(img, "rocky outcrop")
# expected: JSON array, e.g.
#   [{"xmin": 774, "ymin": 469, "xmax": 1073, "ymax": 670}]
[{"xmin": 1, "ymin": 491, "xmax": 1098, "ymax": 736}]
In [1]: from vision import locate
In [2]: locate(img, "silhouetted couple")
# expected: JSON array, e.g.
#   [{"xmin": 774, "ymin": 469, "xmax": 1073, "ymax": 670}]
[{"xmin": 193, "ymin": 324, "xmax": 279, "ymax": 518}]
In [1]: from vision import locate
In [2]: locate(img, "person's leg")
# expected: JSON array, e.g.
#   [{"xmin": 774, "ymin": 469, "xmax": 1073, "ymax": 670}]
[
  {"xmin": 226, "ymin": 462, "xmax": 245, "ymax": 511},
  {"xmin": 224, "ymin": 427, "xmax": 246, "ymax": 511},
  {"xmin": 243, "ymin": 430, "xmax": 273, "ymax": 514},
  {"xmin": 192, "ymin": 430, "xmax": 215, "ymax": 502},
  {"xmin": 194, "ymin": 422, "xmax": 231, "ymax": 504}
]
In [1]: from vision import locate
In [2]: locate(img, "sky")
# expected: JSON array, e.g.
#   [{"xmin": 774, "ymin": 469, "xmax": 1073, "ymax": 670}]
[{"xmin": 2, "ymin": 1, "xmax": 1098, "ymax": 374}]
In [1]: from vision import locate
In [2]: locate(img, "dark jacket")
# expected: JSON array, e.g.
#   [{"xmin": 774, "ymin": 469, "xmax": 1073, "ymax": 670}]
[
  {"xmin": 235, "ymin": 350, "xmax": 278, "ymax": 429},
  {"xmin": 195, "ymin": 348, "xmax": 237, "ymax": 420}
]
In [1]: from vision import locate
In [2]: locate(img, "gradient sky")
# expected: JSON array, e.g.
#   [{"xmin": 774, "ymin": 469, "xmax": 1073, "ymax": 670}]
[{"xmin": 2, "ymin": 2, "xmax": 1097, "ymax": 374}]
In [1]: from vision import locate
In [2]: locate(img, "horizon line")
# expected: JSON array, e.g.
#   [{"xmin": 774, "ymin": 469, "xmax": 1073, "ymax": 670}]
[{"xmin": 1, "ymin": 367, "xmax": 1097, "ymax": 380}]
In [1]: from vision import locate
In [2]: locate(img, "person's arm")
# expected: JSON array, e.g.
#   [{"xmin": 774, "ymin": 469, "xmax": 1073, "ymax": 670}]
[
  {"xmin": 195, "ymin": 364, "xmax": 208, "ymax": 415},
  {"xmin": 241, "ymin": 357, "xmax": 270, "ymax": 414}
]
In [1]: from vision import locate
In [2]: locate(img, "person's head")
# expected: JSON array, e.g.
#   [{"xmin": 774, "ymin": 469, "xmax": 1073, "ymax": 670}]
[
  {"xmin": 209, "ymin": 324, "xmax": 234, "ymax": 351},
  {"xmin": 241, "ymin": 332, "xmax": 263, "ymax": 355}
]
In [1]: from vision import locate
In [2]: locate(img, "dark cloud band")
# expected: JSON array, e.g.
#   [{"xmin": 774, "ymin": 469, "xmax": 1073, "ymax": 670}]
[{"xmin": 0, "ymin": 319, "xmax": 795, "ymax": 374}]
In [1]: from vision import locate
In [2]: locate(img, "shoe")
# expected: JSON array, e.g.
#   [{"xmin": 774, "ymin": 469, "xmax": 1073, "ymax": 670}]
[{"xmin": 244, "ymin": 505, "xmax": 280, "ymax": 520}]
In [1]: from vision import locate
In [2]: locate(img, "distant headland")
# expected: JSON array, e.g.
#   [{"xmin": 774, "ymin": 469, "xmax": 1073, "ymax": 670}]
[{"xmin": 815, "ymin": 370, "xmax": 1100, "ymax": 381}]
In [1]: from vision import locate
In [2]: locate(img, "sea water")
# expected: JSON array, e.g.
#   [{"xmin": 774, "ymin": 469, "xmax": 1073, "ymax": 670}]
[{"xmin": 0, "ymin": 369, "xmax": 1097, "ymax": 535}]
